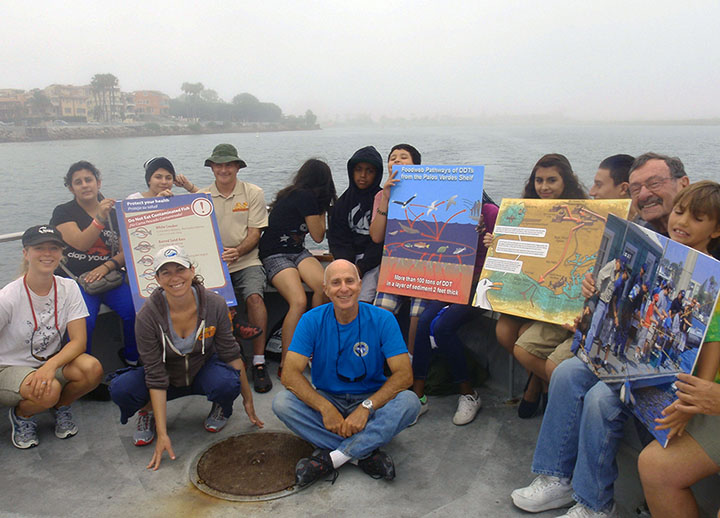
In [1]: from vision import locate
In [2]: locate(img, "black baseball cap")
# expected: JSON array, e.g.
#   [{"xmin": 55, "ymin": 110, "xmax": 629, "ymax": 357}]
[{"xmin": 21, "ymin": 225, "xmax": 66, "ymax": 247}]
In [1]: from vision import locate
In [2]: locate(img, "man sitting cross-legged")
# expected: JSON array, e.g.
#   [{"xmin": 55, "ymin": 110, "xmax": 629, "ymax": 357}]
[{"xmin": 272, "ymin": 259, "xmax": 420, "ymax": 486}]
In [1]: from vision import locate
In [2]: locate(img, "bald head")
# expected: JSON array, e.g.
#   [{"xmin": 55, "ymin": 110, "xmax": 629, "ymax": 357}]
[{"xmin": 323, "ymin": 259, "xmax": 360, "ymax": 286}]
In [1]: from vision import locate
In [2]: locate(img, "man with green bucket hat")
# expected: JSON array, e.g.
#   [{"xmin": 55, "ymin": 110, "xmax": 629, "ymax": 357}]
[{"xmin": 203, "ymin": 143, "xmax": 272, "ymax": 393}]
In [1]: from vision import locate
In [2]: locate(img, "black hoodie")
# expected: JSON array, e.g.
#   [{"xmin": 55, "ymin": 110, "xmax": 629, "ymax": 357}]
[{"xmin": 327, "ymin": 146, "xmax": 384, "ymax": 276}]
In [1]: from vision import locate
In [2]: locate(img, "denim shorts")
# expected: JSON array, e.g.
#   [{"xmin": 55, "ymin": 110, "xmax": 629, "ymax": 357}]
[
  {"xmin": 0, "ymin": 364, "xmax": 69, "ymax": 406},
  {"xmin": 262, "ymin": 250, "xmax": 313, "ymax": 281},
  {"xmin": 230, "ymin": 264, "xmax": 267, "ymax": 301}
]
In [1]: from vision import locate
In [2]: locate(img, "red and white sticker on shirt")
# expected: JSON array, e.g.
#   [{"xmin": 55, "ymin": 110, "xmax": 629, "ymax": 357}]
[{"xmin": 191, "ymin": 198, "xmax": 214, "ymax": 217}]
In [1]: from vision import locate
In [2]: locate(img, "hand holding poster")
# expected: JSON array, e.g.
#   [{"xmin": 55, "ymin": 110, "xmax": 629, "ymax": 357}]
[
  {"xmin": 571, "ymin": 214, "xmax": 720, "ymax": 446},
  {"xmin": 376, "ymin": 165, "xmax": 485, "ymax": 304},
  {"xmin": 116, "ymin": 193, "xmax": 236, "ymax": 310},
  {"xmin": 474, "ymin": 198, "xmax": 632, "ymax": 325}
]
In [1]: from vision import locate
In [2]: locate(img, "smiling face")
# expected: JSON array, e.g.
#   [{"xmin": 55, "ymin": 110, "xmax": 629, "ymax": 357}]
[
  {"xmin": 667, "ymin": 204, "xmax": 720, "ymax": 254},
  {"xmin": 629, "ymin": 159, "xmax": 688, "ymax": 231},
  {"xmin": 210, "ymin": 161, "xmax": 241, "ymax": 190},
  {"xmin": 534, "ymin": 166, "xmax": 565, "ymax": 199},
  {"xmin": 23, "ymin": 242, "xmax": 63, "ymax": 275},
  {"xmin": 147, "ymin": 168, "xmax": 174, "ymax": 195},
  {"xmin": 352, "ymin": 162, "xmax": 377, "ymax": 190},
  {"xmin": 323, "ymin": 260, "xmax": 361, "ymax": 315},
  {"xmin": 387, "ymin": 147, "xmax": 415, "ymax": 173},
  {"xmin": 68, "ymin": 169, "xmax": 100, "ymax": 203},
  {"xmin": 156, "ymin": 262, "xmax": 195, "ymax": 298}
]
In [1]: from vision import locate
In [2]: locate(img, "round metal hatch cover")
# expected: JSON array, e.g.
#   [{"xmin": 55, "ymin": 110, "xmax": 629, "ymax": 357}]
[{"xmin": 189, "ymin": 431, "xmax": 315, "ymax": 501}]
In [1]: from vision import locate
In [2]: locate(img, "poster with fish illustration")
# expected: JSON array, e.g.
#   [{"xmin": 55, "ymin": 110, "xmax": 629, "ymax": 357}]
[
  {"xmin": 474, "ymin": 198, "xmax": 631, "ymax": 325},
  {"xmin": 116, "ymin": 193, "xmax": 236, "ymax": 310},
  {"xmin": 376, "ymin": 165, "xmax": 484, "ymax": 304}
]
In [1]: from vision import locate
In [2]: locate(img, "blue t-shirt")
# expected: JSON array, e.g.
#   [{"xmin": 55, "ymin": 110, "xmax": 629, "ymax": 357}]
[{"xmin": 289, "ymin": 302, "xmax": 408, "ymax": 394}]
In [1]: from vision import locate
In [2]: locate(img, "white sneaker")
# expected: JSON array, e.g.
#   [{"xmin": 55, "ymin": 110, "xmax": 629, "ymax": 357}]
[
  {"xmin": 557, "ymin": 502, "xmax": 618, "ymax": 518},
  {"xmin": 409, "ymin": 395, "xmax": 429, "ymax": 426},
  {"xmin": 511, "ymin": 474, "xmax": 574, "ymax": 512},
  {"xmin": 452, "ymin": 391, "xmax": 481, "ymax": 425}
]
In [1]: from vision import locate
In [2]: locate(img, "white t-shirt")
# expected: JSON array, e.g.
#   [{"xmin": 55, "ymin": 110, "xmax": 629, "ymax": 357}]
[
  {"xmin": 0, "ymin": 276, "xmax": 89, "ymax": 367},
  {"xmin": 126, "ymin": 192, "xmax": 143, "ymax": 199}
]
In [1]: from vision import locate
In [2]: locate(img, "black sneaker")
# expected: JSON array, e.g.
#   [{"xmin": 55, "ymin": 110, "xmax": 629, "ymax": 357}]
[
  {"xmin": 358, "ymin": 449, "xmax": 395, "ymax": 480},
  {"xmin": 252, "ymin": 364, "xmax": 273, "ymax": 393},
  {"xmin": 295, "ymin": 448, "xmax": 336, "ymax": 487}
]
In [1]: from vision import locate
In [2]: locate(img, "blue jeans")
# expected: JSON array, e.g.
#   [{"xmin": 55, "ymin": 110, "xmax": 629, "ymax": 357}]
[
  {"xmin": 81, "ymin": 281, "xmax": 138, "ymax": 363},
  {"xmin": 413, "ymin": 300, "xmax": 476, "ymax": 384},
  {"xmin": 531, "ymin": 356, "xmax": 630, "ymax": 512},
  {"xmin": 583, "ymin": 299, "xmax": 608, "ymax": 354},
  {"xmin": 109, "ymin": 355, "xmax": 242, "ymax": 424},
  {"xmin": 272, "ymin": 389, "xmax": 420, "ymax": 460}
]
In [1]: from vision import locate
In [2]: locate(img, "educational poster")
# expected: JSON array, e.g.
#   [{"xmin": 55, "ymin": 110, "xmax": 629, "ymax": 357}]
[
  {"xmin": 115, "ymin": 193, "xmax": 236, "ymax": 311},
  {"xmin": 376, "ymin": 165, "xmax": 484, "ymax": 304},
  {"xmin": 571, "ymin": 215, "xmax": 720, "ymax": 446},
  {"xmin": 474, "ymin": 198, "xmax": 632, "ymax": 325}
]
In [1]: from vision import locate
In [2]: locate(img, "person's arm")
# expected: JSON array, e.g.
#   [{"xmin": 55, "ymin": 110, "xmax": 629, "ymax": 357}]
[
  {"xmin": 147, "ymin": 388, "xmax": 175, "ymax": 470},
  {"xmin": 369, "ymin": 172, "xmax": 399, "ymax": 244},
  {"xmin": 656, "ymin": 341, "xmax": 720, "ymax": 439},
  {"xmin": 174, "ymin": 173, "xmax": 199, "ymax": 193},
  {"xmin": 339, "ymin": 353, "xmax": 413, "ymax": 438},
  {"xmin": 221, "ymin": 227, "xmax": 262, "ymax": 263},
  {"xmin": 305, "ymin": 213, "xmax": 326, "ymax": 243},
  {"xmin": 227, "ymin": 357, "xmax": 264, "ymax": 428},
  {"xmin": 54, "ymin": 198, "xmax": 115, "ymax": 252},
  {"xmin": 282, "ymin": 350, "xmax": 345, "ymax": 435},
  {"xmin": 25, "ymin": 318, "xmax": 86, "ymax": 400}
]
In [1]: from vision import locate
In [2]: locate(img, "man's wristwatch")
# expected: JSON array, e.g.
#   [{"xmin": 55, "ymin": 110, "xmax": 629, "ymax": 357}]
[{"xmin": 361, "ymin": 399, "xmax": 374, "ymax": 415}]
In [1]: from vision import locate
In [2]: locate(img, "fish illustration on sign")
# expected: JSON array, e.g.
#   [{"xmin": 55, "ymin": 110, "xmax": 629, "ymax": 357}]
[{"xmin": 131, "ymin": 227, "xmax": 152, "ymax": 239}]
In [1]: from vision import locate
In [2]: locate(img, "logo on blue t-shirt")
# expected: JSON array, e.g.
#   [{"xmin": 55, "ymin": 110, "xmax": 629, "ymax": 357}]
[{"xmin": 353, "ymin": 341, "xmax": 369, "ymax": 357}]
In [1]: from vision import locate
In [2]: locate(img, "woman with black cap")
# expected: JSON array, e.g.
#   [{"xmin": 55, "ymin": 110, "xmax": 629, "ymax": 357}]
[
  {"xmin": 1, "ymin": 225, "xmax": 102, "ymax": 449},
  {"xmin": 127, "ymin": 156, "xmax": 199, "ymax": 199}
]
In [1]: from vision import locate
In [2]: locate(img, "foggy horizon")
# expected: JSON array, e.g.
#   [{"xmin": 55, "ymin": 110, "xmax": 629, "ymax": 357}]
[{"xmin": 3, "ymin": 1, "xmax": 719, "ymax": 123}]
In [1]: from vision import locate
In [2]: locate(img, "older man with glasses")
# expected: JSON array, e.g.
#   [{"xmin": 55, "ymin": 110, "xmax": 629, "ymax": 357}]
[{"xmin": 272, "ymin": 259, "xmax": 419, "ymax": 487}]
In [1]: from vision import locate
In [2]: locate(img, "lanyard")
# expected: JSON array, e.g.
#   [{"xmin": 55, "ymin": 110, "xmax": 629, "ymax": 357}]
[{"xmin": 23, "ymin": 275, "xmax": 60, "ymax": 335}]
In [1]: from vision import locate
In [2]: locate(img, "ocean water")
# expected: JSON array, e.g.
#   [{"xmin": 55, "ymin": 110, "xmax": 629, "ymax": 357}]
[{"xmin": 1, "ymin": 124, "xmax": 718, "ymax": 285}]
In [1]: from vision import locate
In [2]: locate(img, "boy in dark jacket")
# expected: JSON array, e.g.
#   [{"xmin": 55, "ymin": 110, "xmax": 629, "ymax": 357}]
[{"xmin": 327, "ymin": 146, "xmax": 384, "ymax": 302}]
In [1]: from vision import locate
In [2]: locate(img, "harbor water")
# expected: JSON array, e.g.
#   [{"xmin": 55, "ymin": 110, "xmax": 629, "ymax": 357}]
[{"xmin": 1, "ymin": 124, "xmax": 718, "ymax": 284}]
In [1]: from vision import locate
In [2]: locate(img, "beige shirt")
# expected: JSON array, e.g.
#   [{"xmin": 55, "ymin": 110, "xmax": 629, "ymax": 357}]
[{"xmin": 203, "ymin": 180, "xmax": 268, "ymax": 273}]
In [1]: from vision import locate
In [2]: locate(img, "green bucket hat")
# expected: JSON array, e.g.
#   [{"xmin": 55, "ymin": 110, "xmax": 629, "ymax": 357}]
[{"xmin": 204, "ymin": 143, "xmax": 247, "ymax": 168}]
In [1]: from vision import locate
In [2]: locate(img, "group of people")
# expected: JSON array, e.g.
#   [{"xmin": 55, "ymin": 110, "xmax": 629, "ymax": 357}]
[{"xmin": 1, "ymin": 141, "xmax": 719, "ymax": 517}]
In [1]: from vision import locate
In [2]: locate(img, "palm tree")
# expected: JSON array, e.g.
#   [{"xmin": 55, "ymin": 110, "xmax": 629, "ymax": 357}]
[{"xmin": 91, "ymin": 73, "xmax": 119, "ymax": 122}]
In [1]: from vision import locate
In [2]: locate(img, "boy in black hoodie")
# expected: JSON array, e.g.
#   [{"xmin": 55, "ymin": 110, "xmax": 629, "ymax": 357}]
[{"xmin": 327, "ymin": 146, "xmax": 384, "ymax": 302}]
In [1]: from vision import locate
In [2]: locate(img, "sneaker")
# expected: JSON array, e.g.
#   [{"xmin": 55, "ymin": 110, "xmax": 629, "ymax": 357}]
[
  {"xmin": 357, "ymin": 449, "xmax": 395, "ymax": 480},
  {"xmin": 295, "ymin": 448, "xmax": 336, "ymax": 487},
  {"xmin": 511, "ymin": 474, "xmax": 574, "ymax": 512},
  {"xmin": 133, "ymin": 410, "xmax": 155, "ymax": 446},
  {"xmin": 557, "ymin": 502, "xmax": 618, "ymax": 518},
  {"xmin": 453, "ymin": 391, "xmax": 482, "ymax": 425},
  {"xmin": 9, "ymin": 408, "xmax": 38, "ymax": 449},
  {"xmin": 252, "ymin": 363, "xmax": 273, "ymax": 393},
  {"xmin": 409, "ymin": 394, "xmax": 429, "ymax": 426},
  {"xmin": 204, "ymin": 402, "xmax": 229, "ymax": 432},
  {"xmin": 53, "ymin": 405, "xmax": 78, "ymax": 439},
  {"xmin": 233, "ymin": 321, "xmax": 263, "ymax": 341}
]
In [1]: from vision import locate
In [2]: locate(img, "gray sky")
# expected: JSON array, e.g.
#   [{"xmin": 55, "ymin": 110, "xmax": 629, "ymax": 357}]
[{"xmin": 3, "ymin": 1, "xmax": 719, "ymax": 121}]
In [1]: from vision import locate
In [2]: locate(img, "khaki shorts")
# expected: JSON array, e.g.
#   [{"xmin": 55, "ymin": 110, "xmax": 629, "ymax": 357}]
[
  {"xmin": 686, "ymin": 413, "xmax": 720, "ymax": 467},
  {"xmin": 515, "ymin": 321, "xmax": 573, "ymax": 364},
  {"xmin": 0, "ymin": 365, "xmax": 69, "ymax": 407}
]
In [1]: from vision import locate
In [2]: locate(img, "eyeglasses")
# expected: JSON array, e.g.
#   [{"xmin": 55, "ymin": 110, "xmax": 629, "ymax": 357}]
[
  {"xmin": 628, "ymin": 176, "xmax": 675, "ymax": 197},
  {"xmin": 334, "ymin": 308, "xmax": 367, "ymax": 383}
]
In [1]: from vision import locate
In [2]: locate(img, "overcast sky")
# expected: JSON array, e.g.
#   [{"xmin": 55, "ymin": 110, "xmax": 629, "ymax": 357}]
[{"xmin": 3, "ymin": 1, "xmax": 719, "ymax": 121}]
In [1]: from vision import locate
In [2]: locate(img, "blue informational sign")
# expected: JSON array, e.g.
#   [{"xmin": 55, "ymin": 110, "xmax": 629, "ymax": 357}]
[{"xmin": 115, "ymin": 193, "xmax": 236, "ymax": 311}]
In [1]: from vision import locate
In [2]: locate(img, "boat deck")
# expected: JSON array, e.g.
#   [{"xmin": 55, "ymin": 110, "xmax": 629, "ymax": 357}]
[{"xmin": 0, "ymin": 360, "xmax": 652, "ymax": 518}]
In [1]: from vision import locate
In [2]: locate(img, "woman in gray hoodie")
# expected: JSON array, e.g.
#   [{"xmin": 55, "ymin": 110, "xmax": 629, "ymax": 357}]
[{"xmin": 110, "ymin": 246, "xmax": 263, "ymax": 470}]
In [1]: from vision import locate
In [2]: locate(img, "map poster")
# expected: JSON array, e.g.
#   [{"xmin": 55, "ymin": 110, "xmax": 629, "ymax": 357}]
[
  {"xmin": 474, "ymin": 198, "xmax": 632, "ymax": 325},
  {"xmin": 376, "ymin": 165, "xmax": 485, "ymax": 304},
  {"xmin": 571, "ymin": 214, "xmax": 720, "ymax": 446},
  {"xmin": 115, "ymin": 193, "xmax": 236, "ymax": 311}
]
